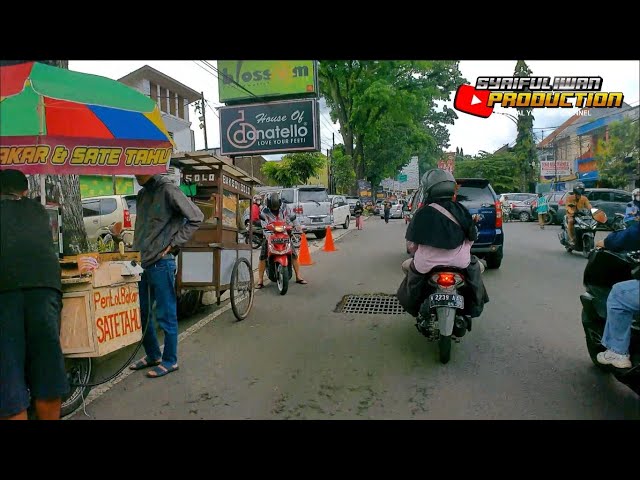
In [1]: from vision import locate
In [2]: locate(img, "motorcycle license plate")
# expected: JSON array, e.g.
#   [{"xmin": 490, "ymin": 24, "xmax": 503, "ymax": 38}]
[{"xmin": 429, "ymin": 293, "xmax": 464, "ymax": 309}]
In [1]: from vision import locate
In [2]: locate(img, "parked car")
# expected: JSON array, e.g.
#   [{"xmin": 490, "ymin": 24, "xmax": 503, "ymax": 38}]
[
  {"xmin": 531, "ymin": 191, "xmax": 565, "ymax": 223},
  {"xmin": 380, "ymin": 199, "xmax": 404, "ymax": 219},
  {"xmin": 329, "ymin": 194, "xmax": 352, "ymax": 229},
  {"xmin": 509, "ymin": 197, "xmax": 536, "ymax": 222},
  {"xmin": 280, "ymin": 186, "xmax": 332, "ymax": 239},
  {"xmin": 499, "ymin": 192, "xmax": 537, "ymax": 206},
  {"xmin": 81, "ymin": 194, "xmax": 136, "ymax": 246},
  {"xmin": 373, "ymin": 198, "xmax": 384, "ymax": 215}
]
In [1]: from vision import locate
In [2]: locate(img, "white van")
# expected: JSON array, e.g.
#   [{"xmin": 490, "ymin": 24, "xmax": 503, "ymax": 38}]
[{"xmin": 329, "ymin": 194, "xmax": 351, "ymax": 229}]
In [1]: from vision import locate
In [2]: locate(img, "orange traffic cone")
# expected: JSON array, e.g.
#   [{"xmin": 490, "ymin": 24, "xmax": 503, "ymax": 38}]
[
  {"xmin": 298, "ymin": 233, "xmax": 314, "ymax": 265},
  {"xmin": 322, "ymin": 226, "xmax": 337, "ymax": 252}
]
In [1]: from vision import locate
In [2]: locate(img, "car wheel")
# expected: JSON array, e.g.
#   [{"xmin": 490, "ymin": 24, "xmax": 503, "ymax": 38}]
[
  {"xmin": 519, "ymin": 211, "xmax": 530, "ymax": 222},
  {"xmin": 343, "ymin": 216, "xmax": 350, "ymax": 229},
  {"xmin": 485, "ymin": 250, "xmax": 503, "ymax": 269},
  {"xmin": 315, "ymin": 230, "xmax": 326, "ymax": 239}
]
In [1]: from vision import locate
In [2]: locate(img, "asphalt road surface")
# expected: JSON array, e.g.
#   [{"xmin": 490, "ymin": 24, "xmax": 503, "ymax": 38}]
[{"xmin": 69, "ymin": 218, "xmax": 639, "ymax": 419}]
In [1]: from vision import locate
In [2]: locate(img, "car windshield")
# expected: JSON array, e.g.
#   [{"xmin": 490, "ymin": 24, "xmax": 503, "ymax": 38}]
[
  {"xmin": 456, "ymin": 186, "xmax": 495, "ymax": 204},
  {"xmin": 299, "ymin": 189, "xmax": 329, "ymax": 203}
]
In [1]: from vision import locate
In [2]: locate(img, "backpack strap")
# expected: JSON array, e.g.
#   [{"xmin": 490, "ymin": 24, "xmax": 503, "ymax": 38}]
[{"xmin": 429, "ymin": 202, "xmax": 461, "ymax": 227}]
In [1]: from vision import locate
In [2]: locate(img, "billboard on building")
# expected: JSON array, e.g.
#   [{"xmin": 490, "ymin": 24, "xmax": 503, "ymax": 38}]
[
  {"xmin": 357, "ymin": 179, "xmax": 373, "ymax": 205},
  {"xmin": 217, "ymin": 61, "xmax": 318, "ymax": 104},
  {"xmin": 540, "ymin": 160, "xmax": 571, "ymax": 177},
  {"xmin": 219, "ymin": 99, "xmax": 320, "ymax": 156}
]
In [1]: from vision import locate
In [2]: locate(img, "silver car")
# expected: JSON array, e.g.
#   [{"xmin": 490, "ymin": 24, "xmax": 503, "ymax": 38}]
[{"xmin": 280, "ymin": 186, "xmax": 332, "ymax": 239}]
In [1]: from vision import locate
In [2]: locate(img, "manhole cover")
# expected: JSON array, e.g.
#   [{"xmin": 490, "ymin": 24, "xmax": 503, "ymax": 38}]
[{"xmin": 335, "ymin": 294, "xmax": 406, "ymax": 315}]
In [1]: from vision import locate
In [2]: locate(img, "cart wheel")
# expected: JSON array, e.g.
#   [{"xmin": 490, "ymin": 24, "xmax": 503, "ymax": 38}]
[
  {"xmin": 61, "ymin": 357, "xmax": 92, "ymax": 418},
  {"xmin": 230, "ymin": 257, "xmax": 254, "ymax": 321}
]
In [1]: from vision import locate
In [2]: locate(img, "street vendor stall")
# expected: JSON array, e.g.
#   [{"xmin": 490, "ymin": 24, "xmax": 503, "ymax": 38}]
[
  {"xmin": 0, "ymin": 61, "xmax": 175, "ymax": 417},
  {"xmin": 170, "ymin": 151, "xmax": 262, "ymax": 321}
]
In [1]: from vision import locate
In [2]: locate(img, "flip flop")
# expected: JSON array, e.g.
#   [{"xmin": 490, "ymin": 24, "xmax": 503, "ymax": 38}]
[
  {"xmin": 129, "ymin": 356, "xmax": 162, "ymax": 370},
  {"xmin": 146, "ymin": 364, "xmax": 179, "ymax": 378},
  {"xmin": 255, "ymin": 283, "xmax": 264, "ymax": 289},
  {"xmin": 295, "ymin": 279, "xmax": 308, "ymax": 285}
]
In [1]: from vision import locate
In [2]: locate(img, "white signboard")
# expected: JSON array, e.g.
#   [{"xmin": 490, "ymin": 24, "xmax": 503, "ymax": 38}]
[{"xmin": 540, "ymin": 160, "xmax": 571, "ymax": 177}]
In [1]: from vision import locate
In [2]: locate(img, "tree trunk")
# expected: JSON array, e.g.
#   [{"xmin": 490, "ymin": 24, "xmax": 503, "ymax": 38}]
[
  {"xmin": 28, "ymin": 174, "xmax": 90, "ymax": 254},
  {"xmin": 29, "ymin": 60, "xmax": 90, "ymax": 254}
]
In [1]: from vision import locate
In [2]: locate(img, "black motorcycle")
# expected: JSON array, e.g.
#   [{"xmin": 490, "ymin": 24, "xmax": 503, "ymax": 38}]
[
  {"xmin": 559, "ymin": 208, "xmax": 607, "ymax": 258},
  {"xmin": 580, "ymin": 247, "xmax": 640, "ymax": 395}
]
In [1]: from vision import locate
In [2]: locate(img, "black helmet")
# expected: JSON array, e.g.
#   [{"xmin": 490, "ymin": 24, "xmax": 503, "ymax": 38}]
[
  {"xmin": 267, "ymin": 191, "xmax": 282, "ymax": 213},
  {"xmin": 421, "ymin": 168, "xmax": 456, "ymax": 202},
  {"xmin": 573, "ymin": 182, "xmax": 585, "ymax": 195}
]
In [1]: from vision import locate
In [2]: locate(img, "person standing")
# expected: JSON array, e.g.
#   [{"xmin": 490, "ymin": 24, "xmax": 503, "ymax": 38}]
[
  {"xmin": 0, "ymin": 169, "xmax": 69, "ymax": 420},
  {"xmin": 383, "ymin": 200, "xmax": 391, "ymax": 224},
  {"xmin": 536, "ymin": 193, "xmax": 549, "ymax": 229},
  {"xmin": 353, "ymin": 201, "xmax": 364, "ymax": 230},
  {"xmin": 128, "ymin": 174, "xmax": 203, "ymax": 378}
]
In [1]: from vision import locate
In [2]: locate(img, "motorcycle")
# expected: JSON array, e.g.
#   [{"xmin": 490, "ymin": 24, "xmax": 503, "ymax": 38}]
[
  {"xmin": 559, "ymin": 208, "xmax": 607, "ymax": 258},
  {"xmin": 243, "ymin": 220, "xmax": 264, "ymax": 249},
  {"xmin": 261, "ymin": 214, "xmax": 298, "ymax": 295},
  {"xmin": 415, "ymin": 267, "xmax": 474, "ymax": 364},
  {"xmin": 580, "ymin": 247, "xmax": 640, "ymax": 395}
]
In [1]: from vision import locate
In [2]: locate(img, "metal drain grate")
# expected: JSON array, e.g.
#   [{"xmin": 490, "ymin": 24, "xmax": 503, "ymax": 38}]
[{"xmin": 336, "ymin": 294, "xmax": 406, "ymax": 315}]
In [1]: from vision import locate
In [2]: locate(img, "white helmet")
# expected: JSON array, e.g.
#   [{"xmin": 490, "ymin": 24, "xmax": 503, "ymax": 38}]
[{"xmin": 633, "ymin": 188, "xmax": 640, "ymax": 200}]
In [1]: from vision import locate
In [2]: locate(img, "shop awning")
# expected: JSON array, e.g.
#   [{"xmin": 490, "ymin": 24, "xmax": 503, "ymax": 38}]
[{"xmin": 170, "ymin": 151, "xmax": 263, "ymax": 186}]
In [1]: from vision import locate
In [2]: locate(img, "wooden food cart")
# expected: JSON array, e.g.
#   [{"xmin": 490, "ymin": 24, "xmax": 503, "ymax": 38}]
[{"xmin": 170, "ymin": 151, "xmax": 262, "ymax": 321}]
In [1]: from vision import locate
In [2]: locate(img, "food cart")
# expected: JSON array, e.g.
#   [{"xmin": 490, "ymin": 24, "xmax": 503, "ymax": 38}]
[
  {"xmin": 0, "ymin": 61, "xmax": 177, "ymax": 417},
  {"xmin": 170, "ymin": 151, "xmax": 261, "ymax": 321}
]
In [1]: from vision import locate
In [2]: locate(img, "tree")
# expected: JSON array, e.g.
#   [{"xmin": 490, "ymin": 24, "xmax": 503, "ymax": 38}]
[
  {"xmin": 455, "ymin": 151, "xmax": 520, "ymax": 193},
  {"xmin": 261, "ymin": 152, "xmax": 326, "ymax": 187},
  {"xmin": 319, "ymin": 61, "xmax": 465, "ymax": 182},
  {"xmin": 595, "ymin": 117, "xmax": 640, "ymax": 189},
  {"xmin": 513, "ymin": 60, "xmax": 537, "ymax": 192},
  {"xmin": 330, "ymin": 145, "xmax": 356, "ymax": 194}
]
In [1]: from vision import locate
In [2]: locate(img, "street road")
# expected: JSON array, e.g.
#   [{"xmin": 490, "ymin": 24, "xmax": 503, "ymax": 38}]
[{"xmin": 69, "ymin": 218, "xmax": 640, "ymax": 419}]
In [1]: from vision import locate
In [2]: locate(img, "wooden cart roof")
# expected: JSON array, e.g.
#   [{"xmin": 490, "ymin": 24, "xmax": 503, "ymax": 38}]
[{"xmin": 170, "ymin": 151, "xmax": 264, "ymax": 186}]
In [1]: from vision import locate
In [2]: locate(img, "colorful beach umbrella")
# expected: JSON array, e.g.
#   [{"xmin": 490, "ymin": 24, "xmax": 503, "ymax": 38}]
[{"xmin": 0, "ymin": 61, "xmax": 175, "ymax": 175}]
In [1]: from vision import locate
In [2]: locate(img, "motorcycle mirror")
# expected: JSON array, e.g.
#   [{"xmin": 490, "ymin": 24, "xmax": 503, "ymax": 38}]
[{"xmin": 289, "ymin": 214, "xmax": 297, "ymax": 222}]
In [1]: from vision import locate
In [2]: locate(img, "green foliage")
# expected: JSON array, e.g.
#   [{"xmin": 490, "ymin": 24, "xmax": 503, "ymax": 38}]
[
  {"xmin": 513, "ymin": 60, "xmax": 537, "ymax": 191},
  {"xmin": 261, "ymin": 152, "xmax": 326, "ymax": 188},
  {"xmin": 454, "ymin": 151, "xmax": 520, "ymax": 193},
  {"xmin": 331, "ymin": 145, "xmax": 356, "ymax": 194},
  {"xmin": 595, "ymin": 117, "xmax": 640, "ymax": 189},
  {"xmin": 319, "ymin": 60, "xmax": 465, "ymax": 182}
]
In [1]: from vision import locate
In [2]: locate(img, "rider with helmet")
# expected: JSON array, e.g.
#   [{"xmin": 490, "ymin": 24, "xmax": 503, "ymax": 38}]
[
  {"xmin": 564, "ymin": 182, "xmax": 592, "ymax": 246},
  {"xmin": 256, "ymin": 191, "xmax": 307, "ymax": 289},
  {"xmin": 623, "ymin": 188, "xmax": 640, "ymax": 227}
]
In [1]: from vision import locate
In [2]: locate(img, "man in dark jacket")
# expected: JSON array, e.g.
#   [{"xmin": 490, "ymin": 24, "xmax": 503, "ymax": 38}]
[
  {"xmin": 128, "ymin": 174, "xmax": 204, "ymax": 378},
  {"xmin": 0, "ymin": 169, "xmax": 69, "ymax": 420}
]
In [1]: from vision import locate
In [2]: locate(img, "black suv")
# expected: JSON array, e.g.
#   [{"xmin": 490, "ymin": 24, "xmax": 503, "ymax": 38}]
[{"xmin": 408, "ymin": 178, "xmax": 504, "ymax": 269}]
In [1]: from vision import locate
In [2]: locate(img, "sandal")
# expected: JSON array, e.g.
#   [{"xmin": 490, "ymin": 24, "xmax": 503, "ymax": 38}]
[
  {"xmin": 255, "ymin": 283, "xmax": 264, "ymax": 289},
  {"xmin": 146, "ymin": 364, "xmax": 179, "ymax": 378},
  {"xmin": 129, "ymin": 356, "xmax": 162, "ymax": 370},
  {"xmin": 295, "ymin": 279, "xmax": 308, "ymax": 285}
]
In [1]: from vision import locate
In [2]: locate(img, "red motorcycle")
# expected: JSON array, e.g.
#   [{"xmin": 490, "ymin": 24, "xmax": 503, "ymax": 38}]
[{"xmin": 263, "ymin": 217, "xmax": 296, "ymax": 295}]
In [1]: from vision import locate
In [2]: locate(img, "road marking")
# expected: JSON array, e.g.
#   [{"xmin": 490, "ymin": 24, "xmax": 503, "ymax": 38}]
[{"xmin": 66, "ymin": 219, "xmax": 367, "ymax": 419}]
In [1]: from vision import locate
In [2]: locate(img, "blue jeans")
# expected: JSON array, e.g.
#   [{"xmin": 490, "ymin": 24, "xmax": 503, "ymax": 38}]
[
  {"xmin": 139, "ymin": 257, "xmax": 178, "ymax": 367},
  {"xmin": 601, "ymin": 279, "xmax": 640, "ymax": 355}
]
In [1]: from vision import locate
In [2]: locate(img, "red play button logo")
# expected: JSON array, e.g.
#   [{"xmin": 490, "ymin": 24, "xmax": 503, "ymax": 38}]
[{"xmin": 454, "ymin": 85, "xmax": 494, "ymax": 118}]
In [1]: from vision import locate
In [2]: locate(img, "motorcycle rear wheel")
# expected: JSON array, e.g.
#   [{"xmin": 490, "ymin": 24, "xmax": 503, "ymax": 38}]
[
  {"xmin": 581, "ymin": 309, "xmax": 607, "ymax": 371},
  {"xmin": 439, "ymin": 335, "xmax": 452, "ymax": 364}
]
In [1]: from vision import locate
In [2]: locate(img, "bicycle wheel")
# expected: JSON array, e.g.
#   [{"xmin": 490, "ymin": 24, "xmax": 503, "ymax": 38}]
[{"xmin": 230, "ymin": 256, "xmax": 254, "ymax": 321}]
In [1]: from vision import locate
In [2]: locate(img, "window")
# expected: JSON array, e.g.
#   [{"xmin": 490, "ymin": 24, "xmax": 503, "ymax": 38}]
[
  {"xmin": 159, "ymin": 87, "xmax": 168, "ymax": 113},
  {"xmin": 100, "ymin": 198, "xmax": 117, "ymax": 215},
  {"xmin": 124, "ymin": 196, "xmax": 137, "ymax": 214},
  {"xmin": 82, "ymin": 200, "xmax": 100, "ymax": 217},
  {"xmin": 280, "ymin": 189, "xmax": 294, "ymax": 204},
  {"xmin": 456, "ymin": 186, "xmax": 495, "ymax": 205},
  {"xmin": 613, "ymin": 192, "xmax": 632, "ymax": 203},
  {"xmin": 178, "ymin": 95, "xmax": 185, "ymax": 119},
  {"xmin": 298, "ymin": 188, "xmax": 329, "ymax": 203},
  {"xmin": 587, "ymin": 191, "xmax": 611, "ymax": 202},
  {"xmin": 169, "ymin": 91, "xmax": 177, "ymax": 116},
  {"xmin": 149, "ymin": 82, "xmax": 158, "ymax": 104}
]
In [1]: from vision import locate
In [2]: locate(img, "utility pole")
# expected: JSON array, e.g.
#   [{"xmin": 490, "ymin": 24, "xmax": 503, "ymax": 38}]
[
  {"xmin": 200, "ymin": 92, "xmax": 209, "ymax": 151},
  {"xmin": 327, "ymin": 148, "xmax": 331, "ymax": 193},
  {"xmin": 332, "ymin": 132, "xmax": 335, "ymax": 194}
]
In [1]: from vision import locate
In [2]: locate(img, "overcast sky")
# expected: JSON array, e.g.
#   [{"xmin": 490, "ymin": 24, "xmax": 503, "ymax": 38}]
[{"xmin": 69, "ymin": 60, "xmax": 639, "ymax": 160}]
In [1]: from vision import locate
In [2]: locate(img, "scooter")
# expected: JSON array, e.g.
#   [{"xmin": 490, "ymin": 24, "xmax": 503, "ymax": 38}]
[
  {"xmin": 559, "ymin": 208, "xmax": 607, "ymax": 258},
  {"xmin": 261, "ymin": 214, "xmax": 297, "ymax": 295},
  {"xmin": 580, "ymin": 247, "xmax": 640, "ymax": 396}
]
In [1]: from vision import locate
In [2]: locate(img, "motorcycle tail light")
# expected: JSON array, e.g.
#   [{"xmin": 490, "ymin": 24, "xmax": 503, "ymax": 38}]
[{"xmin": 431, "ymin": 272, "xmax": 463, "ymax": 287}]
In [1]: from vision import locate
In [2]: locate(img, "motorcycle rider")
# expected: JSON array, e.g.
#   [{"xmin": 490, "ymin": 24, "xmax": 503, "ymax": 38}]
[
  {"xmin": 398, "ymin": 168, "xmax": 488, "ymax": 318},
  {"xmin": 623, "ymin": 188, "xmax": 640, "ymax": 227},
  {"xmin": 594, "ymin": 221, "xmax": 640, "ymax": 368},
  {"xmin": 565, "ymin": 182, "xmax": 592, "ymax": 246},
  {"xmin": 256, "ymin": 191, "xmax": 307, "ymax": 289}
]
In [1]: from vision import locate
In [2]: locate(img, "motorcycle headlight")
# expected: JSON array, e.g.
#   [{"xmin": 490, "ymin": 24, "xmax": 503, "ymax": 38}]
[{"xmin": 274, "ymin": 226, "xmax": 285, "ymax": 233}]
